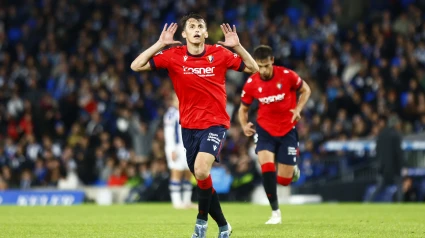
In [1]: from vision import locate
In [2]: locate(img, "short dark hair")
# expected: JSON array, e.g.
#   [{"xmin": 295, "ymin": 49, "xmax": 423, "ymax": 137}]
[
  {"xmin": 253, "ymin": 45, "xmax": 273, "ymax": 60},
  {"xmin": 180, "ymin": 13, "xmax": 207, "ymax": 29}
]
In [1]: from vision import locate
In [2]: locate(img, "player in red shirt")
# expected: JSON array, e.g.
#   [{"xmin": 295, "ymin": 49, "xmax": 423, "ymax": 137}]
[
  {"xmin": 239, "ymin": 45, "xmax": 311, "ymax": 224},
  {"xmin": 131, "ymin": 13, "xmax": 258, "ymax": 238}
]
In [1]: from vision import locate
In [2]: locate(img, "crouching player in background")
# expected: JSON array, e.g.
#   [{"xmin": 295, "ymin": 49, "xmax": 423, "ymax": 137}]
[
  {"xmin": 238, "ymin": 45, "xmax": 311, "ymax": 224},
  {"xmin": 164, "ymin": 92, "xmax": 194, "ymax": 209}
]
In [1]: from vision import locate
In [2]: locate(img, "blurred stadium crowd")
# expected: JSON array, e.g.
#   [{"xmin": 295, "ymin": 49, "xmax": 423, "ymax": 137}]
[{"xmin": 0, "ymin": 0, "xmax": 425, "ymax": 202}]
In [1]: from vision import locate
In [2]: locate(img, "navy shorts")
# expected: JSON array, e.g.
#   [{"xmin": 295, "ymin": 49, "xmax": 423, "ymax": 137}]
[
  {"xmin": 254, "ymin": 124, "xmax": 299, "ymax": 165},
  {"xmin": 181, "ymin": 125, "xmax": 227, "ymax": 173}
]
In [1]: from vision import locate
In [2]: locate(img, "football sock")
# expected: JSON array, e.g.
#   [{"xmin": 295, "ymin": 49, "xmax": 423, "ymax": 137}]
[
  {"xmin": 261, "ymin": 163, "xmax": 279, "ymax": 211},
  {"xmin": 277, "ymin": 176, "xmax": 292, "ymax": 186},
  {"xmin": 196, "ymin": 174, "xmax": 213, "ymax": 221},
  {"xmin": 209, "ymin": 188, "xmax": 227, "ymax": 227},
  {"xmin": 182, "ymin": 180, "xmax": 193, "ymax": 205},
  {"xmin": 169, "ymin": 180, "xmax": 183, "ymax": 207}
]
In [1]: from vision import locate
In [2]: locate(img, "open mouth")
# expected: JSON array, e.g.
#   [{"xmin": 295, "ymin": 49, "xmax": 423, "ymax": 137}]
[{"xmin": 194, "ymin": 34, "xmax": 200, "ymax": 39}]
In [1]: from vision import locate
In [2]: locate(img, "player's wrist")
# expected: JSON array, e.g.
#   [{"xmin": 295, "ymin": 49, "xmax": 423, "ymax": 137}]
[
  {"xmin": 231, "ymin": 43, "xmax": 242, "ymax": 49},
  {"xmin": 156, "ymin": 40, "xmax": 167, "ymax": 48}
]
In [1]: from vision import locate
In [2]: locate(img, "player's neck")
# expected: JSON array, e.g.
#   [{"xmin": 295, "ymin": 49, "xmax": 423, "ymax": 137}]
[{"xmin": 186, "ymin": 43, "xmax": 205, "ymax": 56}]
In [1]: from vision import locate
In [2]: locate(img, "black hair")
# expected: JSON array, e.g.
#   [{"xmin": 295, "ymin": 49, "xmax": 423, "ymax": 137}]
[
  {"xmin": 253, "ymin": 45, "xmax": 273, "ymax": 60},
  {"xmin": 180, "ymin": 13, "xmax": 207, "ymax": 29}
]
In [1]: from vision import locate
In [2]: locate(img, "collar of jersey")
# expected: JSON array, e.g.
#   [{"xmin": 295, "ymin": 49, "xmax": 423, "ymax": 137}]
[{"xmin": 186, "ymin": 45, "xmax": 207, "ymax": 57}]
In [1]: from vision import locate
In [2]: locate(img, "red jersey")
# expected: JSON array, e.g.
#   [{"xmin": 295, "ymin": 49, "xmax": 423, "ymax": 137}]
[
  {"xmin": 149, "ymin": 44, "xmax": 245, "ymax": 129},
  {"xmin": 241, "ymin": 66, "xmax": 303, "ymax": 137}
]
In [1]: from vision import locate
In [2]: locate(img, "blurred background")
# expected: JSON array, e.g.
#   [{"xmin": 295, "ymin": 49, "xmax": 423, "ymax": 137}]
[{"xmin": 0, "ymin": 0, "xmax": 425, "ymax": 205}]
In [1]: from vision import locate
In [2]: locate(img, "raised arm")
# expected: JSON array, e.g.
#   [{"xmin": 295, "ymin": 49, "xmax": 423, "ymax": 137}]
[
  {"xmin": 218, "ymin": 24, "xmax": 259, "ymax": 74},
  {"xmin": 130, "ymin": 23, "xmax": 181, "ymax": 72}
]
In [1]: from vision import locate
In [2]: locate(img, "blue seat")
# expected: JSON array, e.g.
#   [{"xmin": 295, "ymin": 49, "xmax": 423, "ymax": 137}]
[
  {"xmin": 291, "ymin": 39, "xmax": 305, "ymax": 58},
  {"xmin": 7, "ymin": 28, "xmax": 22, "ymax": 42},
  {"xmin": 391, "ymin": 57, "xmax": 401, "ymax": 67},
  {"xmin": 400, "ymin": 92, "xmax": 409, "ymax": 108},
  {"xmin": 285, "ymin": 7, "xmax": 301, "ymax": 24}
]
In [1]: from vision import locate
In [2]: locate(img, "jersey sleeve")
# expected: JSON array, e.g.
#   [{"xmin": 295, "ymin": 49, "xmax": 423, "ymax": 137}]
[
  {"xmin": 241, "ymin": 77, "xmax": 254, "ymax": 106},
  {"xmin": 289, "ymin": 70, "xmax": 303, "ymax": 91},
  {"xmin": 220, "ymin": 46, "xmax": 245, "ymax": 72},
  {"xmin": 149, "ymin": 48, "xmax": 174, "ymax": 70}
]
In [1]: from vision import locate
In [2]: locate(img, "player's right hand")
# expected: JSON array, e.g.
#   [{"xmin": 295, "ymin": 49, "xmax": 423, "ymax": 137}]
[
  {"xmin": 158, "ymin": 23, "xmax": 182, "ymax": 46},
  {"xmin": 243, "ymin": 122, "xmax": 256, "ymax": 137}
]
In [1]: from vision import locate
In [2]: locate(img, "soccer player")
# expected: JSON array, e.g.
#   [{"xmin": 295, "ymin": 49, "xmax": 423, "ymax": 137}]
[
  {"xmin": 164, "ymin": 92, "xmax": 195, "ymax": 209},
  {"xmin": 238, "ymin": 45, "xmax": 311, "ymax": 224},
  {"xmin": 131, "ymin": 13, "xmax": 258, "ymax": 238}
]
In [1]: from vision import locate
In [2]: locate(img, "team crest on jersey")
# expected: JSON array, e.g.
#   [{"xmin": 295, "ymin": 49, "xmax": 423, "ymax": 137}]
[
  {"xmin": 258, "ymin": 87, "xmax": 262, "ymax": 93},
  {"xmin": 184, "ymin": 55, "xmax": 188, "ymax": 62},
  {"xmin": 277, "ymin": 83, "xmax": 282, "ymax": 90},
  {"xmin": 207, "ymin": 55, "xmax": 214, "ymax": 63}
]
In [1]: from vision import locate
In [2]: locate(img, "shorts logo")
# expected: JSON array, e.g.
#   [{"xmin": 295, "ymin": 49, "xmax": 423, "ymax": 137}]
[
  {"xmin": 288, "ymin": 147, "xmax": 297, "ymax": 156},
  {"xmin": 213, "ymin": 145, "xmax": 217, "ymax": 151},
  {"xmin": 293, "ymin": 157, "xmax": 296, "ymax": 162},
  {"xmin": 207, "ymin": 133, "xmax": 220, "ymax": 144}
]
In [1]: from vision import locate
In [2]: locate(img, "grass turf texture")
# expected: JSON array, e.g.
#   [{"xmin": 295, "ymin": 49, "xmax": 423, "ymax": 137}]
[{"xmin": 0, "ymin": 203, "xmax": 424, "ymax": 238}]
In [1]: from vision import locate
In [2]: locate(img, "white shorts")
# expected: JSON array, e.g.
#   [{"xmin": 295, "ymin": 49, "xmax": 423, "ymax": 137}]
[{"xmin": 165, "ymin": 146, "xmax": 189, "ymax": 171}]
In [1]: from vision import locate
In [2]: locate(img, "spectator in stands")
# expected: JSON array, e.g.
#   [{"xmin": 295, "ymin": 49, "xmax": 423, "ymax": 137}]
[{"xmin": 403, "ymin": 177, "xmax": 418, "ymax": 202}]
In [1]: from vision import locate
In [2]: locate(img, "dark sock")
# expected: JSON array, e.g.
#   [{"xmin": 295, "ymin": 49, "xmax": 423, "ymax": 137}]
[
  {"xmin": 209, "ymin": 188, "xmax": 227, "ymax": 227},
  {"xmin": 261, "ymin": 162, "xmax": 279, "ymax": 211},
  {"xmin": 196, "ymin": 175, "xmax": 213, "ymax": 221}
]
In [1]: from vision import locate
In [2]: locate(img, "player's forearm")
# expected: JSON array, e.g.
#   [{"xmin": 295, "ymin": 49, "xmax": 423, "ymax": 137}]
[
  {"xmin": 233, "ymin": 44, "xmax": 259, "ymax": 73},
  {"xmin": 238, "ymin": 106, "xmax": 249, "ymax": 128},
  {"xmin": 130, "ymin": 41, "xmax": 166, "ymax": 71},
  {"xmin": 295, "ymin": 87, "xmax": 311, "ymax": 112}
]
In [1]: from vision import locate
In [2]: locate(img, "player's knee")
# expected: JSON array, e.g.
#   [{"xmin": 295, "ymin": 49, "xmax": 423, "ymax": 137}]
[
  {"xmin": 194, "ymin": 167, "xmax": 209, "ymax": 180},
  {"xmin": 277, "ymin": 176, "xmax": 292, "ymax": 186}
]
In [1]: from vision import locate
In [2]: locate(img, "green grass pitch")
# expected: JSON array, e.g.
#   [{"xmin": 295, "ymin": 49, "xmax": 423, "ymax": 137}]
[{"xmin": 1, "ymin": 203, "xmax": 424, "ymax": 238}]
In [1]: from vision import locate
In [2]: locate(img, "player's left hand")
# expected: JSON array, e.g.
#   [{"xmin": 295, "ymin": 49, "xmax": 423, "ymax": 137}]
[
  {"xmin": 290, "ymin": 109, "xmax": 301, "ymax": 123},
  {"xmin": 218, "ymin": 23, "xmax": 240, "ymax": 48}
]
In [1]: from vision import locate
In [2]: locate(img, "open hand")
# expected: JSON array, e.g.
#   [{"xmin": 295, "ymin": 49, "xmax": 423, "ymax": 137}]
[
  {"xmin": 218, "ymin": 23, "xmax": 240, "ymax": 48},
  {"xmin": 158, "ymin": 23, "xmax": 182, "ymax": 46}
]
